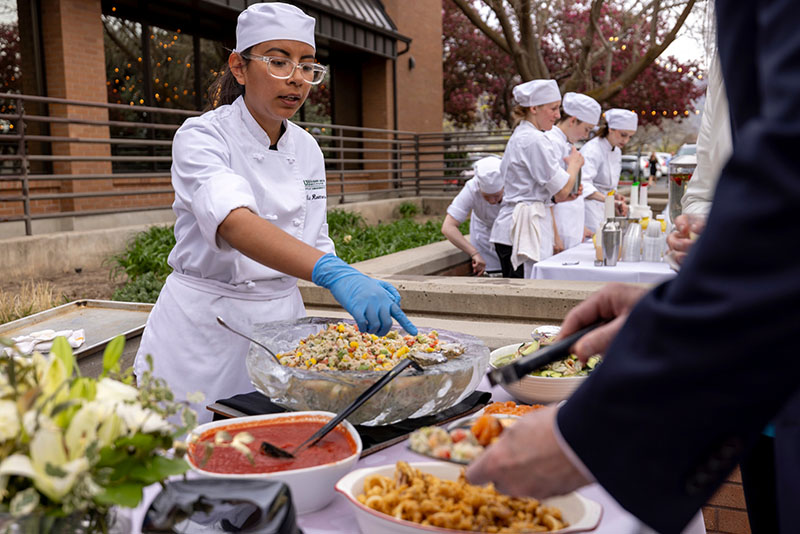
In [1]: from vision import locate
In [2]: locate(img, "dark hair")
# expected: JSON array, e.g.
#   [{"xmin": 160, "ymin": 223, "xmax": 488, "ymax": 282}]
[
  {"xmin": 597, "ymin": 123, "xmax": 610, "ymax": 138},
  {"xmin": 205, "ymin": 48, "xmax": 252, "ymax": 111},
  {"xmin": 556, "ymin": 104, "xmax": 575, "ymax": 125}
]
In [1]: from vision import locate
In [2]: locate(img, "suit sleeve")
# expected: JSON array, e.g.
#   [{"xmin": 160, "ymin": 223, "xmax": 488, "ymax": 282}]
[{"xmin": 557, "ymin": 1, "xmax": 800, "ymax": 532}]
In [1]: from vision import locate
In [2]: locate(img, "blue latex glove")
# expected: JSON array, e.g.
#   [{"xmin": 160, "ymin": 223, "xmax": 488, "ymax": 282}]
[{"xmin": 312, "ymin": 253, "xmax": 418, "ymax": 336}]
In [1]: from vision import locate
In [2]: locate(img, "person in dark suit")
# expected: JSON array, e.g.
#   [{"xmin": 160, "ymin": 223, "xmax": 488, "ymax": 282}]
[{"xmin": 467, "ymin": 1, "xmax": 800, "ymax": 532}]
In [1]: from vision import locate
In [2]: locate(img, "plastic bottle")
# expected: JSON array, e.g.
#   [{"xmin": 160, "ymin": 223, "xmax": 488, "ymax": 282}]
[{"xmin": 642, "ymin": 218, "xmax": 663, "ymax": 262}]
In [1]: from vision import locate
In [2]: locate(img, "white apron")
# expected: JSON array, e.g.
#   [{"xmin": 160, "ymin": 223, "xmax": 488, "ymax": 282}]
[
  {"xmin": 134, "ymin": 96, "xmax": 335, "ymax": 423},
  {"xmin": 135, "ymin": 273, "xmax": 305, "ymax": 422},
  {"xmin": 545, "ymin": 127, "xmax": 585, "ymax": 249},
  {"xmin": 581, "ymin": 137, "xmax": 621, "ymax": 233},
  {"xmin": 446, "ymin": 178, "xmax": 502, "ymax": 272}
]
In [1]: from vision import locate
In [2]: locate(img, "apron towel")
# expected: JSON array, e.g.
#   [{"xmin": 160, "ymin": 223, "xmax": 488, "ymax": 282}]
[{"xmin": 511, "ymin": 202, "xmax": 546, "ymax": 269}]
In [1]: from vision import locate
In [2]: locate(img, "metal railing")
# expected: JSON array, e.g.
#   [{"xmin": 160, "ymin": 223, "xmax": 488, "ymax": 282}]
[{"xmin": 0, "ymin": 92, "xmax": 510, "ymax": 235}]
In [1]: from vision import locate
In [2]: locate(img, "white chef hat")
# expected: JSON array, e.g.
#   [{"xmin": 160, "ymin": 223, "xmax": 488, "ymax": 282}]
[
  {"xmin": 563, "ymin": 92, "xmax": 601, "ymax": 126},
  {"xmin": 512, "ymin": 79, "xmax": 561, "ymax": 107},
  {"xmin": 235, "ymin": 2, "xmax": 316, "ymax": 53},
  {"xmin": 605, "ymin": 108, "xmax": 638, "ymax": 131},
  {"xmin": 473, "ymin": 156, "xmax": 503, "ymax": 194}
]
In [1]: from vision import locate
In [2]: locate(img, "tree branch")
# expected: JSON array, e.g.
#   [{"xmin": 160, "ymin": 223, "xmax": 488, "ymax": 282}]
[
  {"xmin": 588, "ymin": 0, "xmax": 697, "ymax": 102},
  {"xmin": 450, "ymin": 0, "xmax": 513, "ymax": 55},
  {"xmin": 103, "ymin": 18, "xmax": 138, "ymax": 63},
  {"xmin": 560, "ymin": 0, "xmax": 604, "ymax": 93}
]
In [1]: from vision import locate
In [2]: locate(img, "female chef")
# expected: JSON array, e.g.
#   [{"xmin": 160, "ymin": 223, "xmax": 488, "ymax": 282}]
[
  {"xmin": 441, "ymin": 156, "xmax": 503, "ymax": 276},
  {"xmin": 545, "ymin": 93, "xmax": 602, "ymax": 251},
  {"xmin": 134, "ymin": 3, "xmax": 416, "ymax": 422},
  {"xmin": 581, "ymin": 108, "xmax": 638, "ymax": 234},
  {"xmin": 489, "ymin": 80, "xmax": 584, "ymax": 278}
]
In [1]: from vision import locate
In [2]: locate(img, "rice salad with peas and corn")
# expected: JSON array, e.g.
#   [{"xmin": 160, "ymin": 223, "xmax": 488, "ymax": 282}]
[{"xmin": 276, "ymin": 323, "xmax": 464, "ymax": 372}]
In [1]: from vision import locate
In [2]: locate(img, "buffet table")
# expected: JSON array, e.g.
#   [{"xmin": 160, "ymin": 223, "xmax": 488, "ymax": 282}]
[
  {"xmin": 533, "ymin": 242, "xmax": 676, "ymax": 284},
  {"xmin": 124, "ymin": 377, "xmax": 705, "ymax": 534}
]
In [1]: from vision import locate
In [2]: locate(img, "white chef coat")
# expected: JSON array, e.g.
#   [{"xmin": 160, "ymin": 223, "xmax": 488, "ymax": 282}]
[
  {"xmin": 490, "ymin": 121, "xmax": 569, "ymax": 268},
  {"xmin": 581, "ymin": 136, "xmax": 622, "ymax": 234},
  {"xmin": 134, "ymin": 96, "xmax": 335, "ymax": 422},
  {"xmin": 445, "ymin": 178, "xmax": 502, "ymax": 272},
  {"xmin": 545, "ymin": 127, "xmax": 585, "ymax": 249},
  {"xmin": 682, "ymin": 53, "xmax": 731, "ymax": 215}
]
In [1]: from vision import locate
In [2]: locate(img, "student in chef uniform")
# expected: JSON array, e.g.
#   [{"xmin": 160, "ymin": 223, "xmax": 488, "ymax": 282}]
[
  {"xmin": 581, "ymin": 108, "xmax": 637, "ymax": 234},
  {"xmin": 489, "ymin": 80, "xmax": 584, "ymax": 278},
  {"xmin": 545, "ymin": 93, "xmax": 601, "ymax": 252},
  {"xmin": 134, "ymin": 3, "xmax": 417, "ymax": 422},
  {"xmin": 441, "ymin": 156, "xmax": 503, "ymax": 276}
]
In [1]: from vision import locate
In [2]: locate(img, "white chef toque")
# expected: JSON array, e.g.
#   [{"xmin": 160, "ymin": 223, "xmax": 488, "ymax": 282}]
[
  {"xmin": 563, "ymin": 93, "xmax": 602, "ymax": 126},
  {"xmin": 234, "ymin": 2, "xmax": 316, "ymax": 53},
  {"xmin": 512, "ymin": 79, "xmax": 561, "ymax": 107},
  {"xmin": 473, "ymin": 156, "xmax": 503, "ymax": 194},
  {"xmin": 605, "ymin": 108, "xmax": 638, "ymax": 131}
]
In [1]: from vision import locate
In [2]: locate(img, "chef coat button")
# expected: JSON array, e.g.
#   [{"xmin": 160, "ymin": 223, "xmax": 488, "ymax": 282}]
[
  {"xmin": 245, "ymin": 280, "xmax": 255, "ymax": 289},
  {"xmin": 287, "ymin": 157, "xmax": 295, "ymax": 164},
  {"xmin": 292, "ymin": 218, "xmax": 301, "ymax": 226}
]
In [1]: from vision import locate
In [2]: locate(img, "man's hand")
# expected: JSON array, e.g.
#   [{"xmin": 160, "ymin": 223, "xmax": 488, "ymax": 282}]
[
  {"xmin": 471, "ymin": 253, "xmax": 487, "ymax": 276},
  {"xmin": 666, "ymin": 214, "xmax": 706, "ymax": 266},
  {"xmin": 466, "ymin": 406, "xmax": 590, "ymax": 498},
  {"xmin": 558, "ymin": 283, "xmax": 647, "ymax": 360}
]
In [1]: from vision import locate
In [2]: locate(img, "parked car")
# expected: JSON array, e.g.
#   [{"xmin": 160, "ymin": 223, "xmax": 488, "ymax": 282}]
[
  {"xmin": 675, "ymin": 143, "xmax": 697, "ymax": 157},
  {"xmin": 620, "ymin": 155, "xmax": 640, "ymax": 179}
]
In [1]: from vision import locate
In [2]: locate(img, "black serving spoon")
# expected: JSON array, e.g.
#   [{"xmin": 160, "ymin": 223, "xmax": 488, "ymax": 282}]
[{"xmin": 260, "ymin": 357, "xmax": 425, "ymax": 459}]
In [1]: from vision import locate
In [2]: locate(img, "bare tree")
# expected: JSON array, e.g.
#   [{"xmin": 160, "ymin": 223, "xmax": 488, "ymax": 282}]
[{"xmin": 450, "ymin": 0, "xmax": 699, "ymax": 103}]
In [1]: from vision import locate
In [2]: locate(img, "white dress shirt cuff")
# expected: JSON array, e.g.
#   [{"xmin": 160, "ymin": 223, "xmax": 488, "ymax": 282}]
[
  {"xmin": 553, "ymin": 402, "xmax": 597, "ymax": 483},
  {"xmin": 193, "ymin": 172, "xmax": 259, "ymax": 252}
]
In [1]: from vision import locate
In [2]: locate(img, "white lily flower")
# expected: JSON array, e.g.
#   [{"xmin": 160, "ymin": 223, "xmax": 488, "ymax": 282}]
[
  {"xmin": 95, "ymin": 378, "xmax": 139, "ymax": 403},
  {"xmin": 64, "ymin": 401, "xmax": 117, "ymax": 460},
  {"xmin": 0, "ymin": 427, "xmax": 89, "ymax": 502},
  {"xmin": 0, "ymin": 400, "xmax": 20, "ymax": 442},
  {"xmin": 115, "ymin": 402, "xmax": 170, "ymax": 435}
]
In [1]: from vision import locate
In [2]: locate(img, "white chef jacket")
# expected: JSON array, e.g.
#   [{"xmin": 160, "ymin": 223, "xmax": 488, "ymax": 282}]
[
  {"xmin": 581, "ymin": 136, "xmax": 622, "ymax": 234},
  {"xmin": 490, "ymin": 121, "xmax": 569, "ymax": 265},
  {"xmin": 545, "ymin": 127, "xmax": 585, "ymax": 250},
  {"xmin": 682, "ymin": 53, "xmax": 732, "ymax": 215},
  {"xmin": 445, "ymin": 178, "xmax": 502, "ymax": 272},
  {"xmin": 135, "ymin": 96, "xmax": 335, "ymax": 422}
]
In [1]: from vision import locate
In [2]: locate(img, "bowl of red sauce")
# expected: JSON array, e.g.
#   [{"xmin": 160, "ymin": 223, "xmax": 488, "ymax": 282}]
[{"xmin": 187, "ymin": 411, "xmax": 362, "ymax": 514}]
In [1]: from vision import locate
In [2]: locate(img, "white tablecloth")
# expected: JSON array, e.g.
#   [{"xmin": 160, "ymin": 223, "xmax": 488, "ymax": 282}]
[
  {"xmin": 533, "ymin": 242, "xmax": 676, "ymax": 284},
  {"xmin": 124, "ymin": 378, "xmax": 705, "ymax": 534}
]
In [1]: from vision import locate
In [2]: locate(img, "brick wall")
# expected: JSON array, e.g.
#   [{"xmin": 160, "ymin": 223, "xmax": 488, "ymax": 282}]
[{"xmin": 704, "ymin": 467, "xmax": 751, "ymax": 534}]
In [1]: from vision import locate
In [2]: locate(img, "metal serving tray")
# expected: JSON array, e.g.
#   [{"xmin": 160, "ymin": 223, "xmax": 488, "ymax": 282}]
[{"xmin": 0, "ymin": 299, "xmax": 153, "ymax": 359}]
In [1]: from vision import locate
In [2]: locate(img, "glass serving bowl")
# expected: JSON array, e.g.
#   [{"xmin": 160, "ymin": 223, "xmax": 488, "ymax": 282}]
[{"xmin": 246, "ymin": 317, "xmax": 490, "ymax": 426}]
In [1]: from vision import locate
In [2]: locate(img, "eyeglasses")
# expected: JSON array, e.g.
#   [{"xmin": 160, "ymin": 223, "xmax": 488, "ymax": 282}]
[{"xmin": 241, "ymin": 54, "xmax": 328, "ymax": 85}]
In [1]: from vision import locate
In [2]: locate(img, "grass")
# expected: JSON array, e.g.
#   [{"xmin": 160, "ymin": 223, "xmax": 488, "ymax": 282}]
[
  {"xmin": 108, "ymin": 211, "xmax": 471, "ymax": 303},
  {"xmin": 0, "ymin": 281, "xmax": 65, "ymax": 324}
]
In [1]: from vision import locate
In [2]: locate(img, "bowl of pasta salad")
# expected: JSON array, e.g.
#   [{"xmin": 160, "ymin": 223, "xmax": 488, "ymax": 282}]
[
  {"xmin": 246, "ymin": 317, "xmax": 490, "ymax": 425},
  {"xmin": 336, "ymin": 461, "xmax": 602, "ymax": 533}
]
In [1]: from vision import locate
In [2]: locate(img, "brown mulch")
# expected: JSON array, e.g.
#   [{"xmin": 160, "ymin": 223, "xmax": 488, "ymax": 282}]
[{"xmin": 1, "ymin": 267, "xmax": 124, "ymax": 302}]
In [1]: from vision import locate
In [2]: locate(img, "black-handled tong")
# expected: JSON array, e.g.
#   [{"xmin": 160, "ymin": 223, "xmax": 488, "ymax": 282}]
[{"xmin": 487, "ymin": 321, "xmax": 604, "ymax": 386}]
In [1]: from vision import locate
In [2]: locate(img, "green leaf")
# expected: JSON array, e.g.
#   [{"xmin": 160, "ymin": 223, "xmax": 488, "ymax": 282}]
[
  {"xmin": 97, "ymin": 446, "xmax": 129, "ymax": 467},
  {"xmin": 102, "ymin": 336, "xmax": 125, "ymax": 377},
  {"xmin": 129, "ymin": 456, "xmax": 189, "ymax": 484},
  {"xmin": 116, "ymin": 433, "xmax": 156, "ymax": 452},
  {"xmin": 44, "ymin": 462, "xmax": 68, "ymax": 478},
  {"xmin": 50, "ymin": 337, "xmax": 74, "ymax": 377},
  {"xmin": 9, "ymin": 488, "xmax": 40, "ymax": 516},
  {"xmin": 94, "ymin": 482, "xmax": 144, "ymax": 508}
]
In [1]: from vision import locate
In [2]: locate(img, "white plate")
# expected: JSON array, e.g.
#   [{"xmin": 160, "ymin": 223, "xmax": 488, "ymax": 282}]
[{"xmin": 336, "ymin": 461, "xmax": 603, "ymax": 534}]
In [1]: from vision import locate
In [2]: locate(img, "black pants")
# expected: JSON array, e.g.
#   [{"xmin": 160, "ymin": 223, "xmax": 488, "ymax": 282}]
[
  {"xmin": 494, "ymin": 243, "xmax": 523, "ymax": 278},
  {"xmin": 740, "ymin": 434, "xmax": 778, "ymax": 534}
]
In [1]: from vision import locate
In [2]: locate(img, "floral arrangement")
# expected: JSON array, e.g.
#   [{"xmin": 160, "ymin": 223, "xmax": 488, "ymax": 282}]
[{"xmin": 0, "ymin": 335, "xmax": 196, "ymax": 532}]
